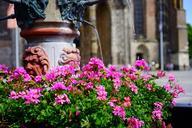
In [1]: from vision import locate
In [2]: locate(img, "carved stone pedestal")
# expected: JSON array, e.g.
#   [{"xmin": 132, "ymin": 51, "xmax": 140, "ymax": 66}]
[{"xmin": 21, "ymin": 21, "xmax": 80, "ymax": 76}]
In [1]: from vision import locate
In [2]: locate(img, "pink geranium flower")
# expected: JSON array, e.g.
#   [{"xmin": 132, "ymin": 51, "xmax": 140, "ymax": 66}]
[
  {"xmin": 157, "ymin": 70, "xmax": 166, "ymax": 78},
  {"xmin": 154, "ymin": 102, "xmax": 163, "ymax": 110},
  {"xmin": 55, "ymin": 94, "xmax": 70, "ymax": 105},
  {"xmin": 152, "ymin": 109, "xmax": 162, "ymax": 120},
  {"xmin": 10, "ymin": 67, "xmax": 31, "ymax": 82},
  {"xmin": 24, "ymin": 88, "xmax": 42, "ymax": 104},
  {"xmin": 34, "ymin": 75, "xmax": 42, "ymax": 82},
  {"xmin": 168, "ymin": 73, "xmax": 175, "ymax": 82},
  {"xmin": 96, "ymin": 85, "xmax": 107, "ymax": 101},
  {"xmin": 145, "ymin": 84, "xmax": 152, "ymax": 91},
  {"xmin": 112, "ymin": 106, "xmax": 126, "ymax": 120},
  {"xmin": 113, "ymin": 78, "xmax": 121, "ymax": 90},
  {"xmin": 129, "ymin": 83, "xmax": 138, "ymax": 94},
  {"xmin": 134, "ymin": 59, "xmax": 150, "ymax": 71},
  {"xmin": 51, "ymin": 82, "xmax": 67, "ymax": 91},
  {"xmin": 164, "ymin": 83, "xmax": 171, "ymax": 92},
  {"xmin": 142, "ymin": 74, "xmax": 152, "ymax": 82},
  {"xmin": 123, "ymin": 97, "xmax": 131, "ymax": 107},
  {"xmin": 0, "ymin": 64, "xmax": 9, "ymax": 74},
  {"xmin": 9, "ymin": 91, "xmax": 19, "ymax": 99},
  {"xmin": 85, "ymin": 82, "xmax": 94, "ymax": 90},
  {"xmin": 127, "ymin": 117, "xmax": 144, "ymax": 128}
]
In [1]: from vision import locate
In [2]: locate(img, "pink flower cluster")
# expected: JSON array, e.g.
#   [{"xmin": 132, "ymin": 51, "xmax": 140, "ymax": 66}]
[
  {"xmin": 83, "ymin": 57, "xmax": 105, "ymax": 72},
  {"xmin": 4, "ymin": 57, "xmax": 184, "ymax": 127},
  {"xmin": 95, "ymin": 85, "xmax": 107, "ymax": 101},
  {"xmin": 163, "ymin": 81, "xmax": 184, "ymax": 100},
  {"xmin": 127, "ymin": 117, "xmax": 144, "ymax": 128},
  {"xmin": 106, "ymin": 65, "xmax": 122, "ymax": 90},
  {"xmin": 109, "ymin": 97, "xmax": 131, "ymax": 120},
  {"xmin": 9, "ymin": 91, "xmax": 20, "ymax": 99},
  {"xmin": 168, "ymin": 73, "xmax": 176, "ymax": 82},
  {"xmin": 34, "ymin": 75, "xmax": 42, "ymax": 83},
  {"xmin": 112, "ymin": 106, "xmax": 126, "ymax": 120},
  {"xmin": 164, "ymin": 83, "xmax": 171, "ymax": 92},
  {"xmin": 157, "ymin": 70, "xmax": 166, "ymax": 78},
  {"xmin": 134, "ymin": 59, "xmax": 150, "ymax": 71},
  {"xmin": 81, "ymin": 58, "xmax": 106, "ymax": 82},
  {"xmin": 129, "ymin": 83, "xmax": 138, "ymax": 94},
  {"xmin": 24, "ymin": 88, "xmax": 42, "ymax": 104},
  {"xmin": 0, "ymin": 64, "xmax": 8, "ymax": 74},
  {"xmin": 51, "ymin": 82, "xmax": 68, "ymax": 91},
  {"xmin": 85, "ymin": 82, "xmax": 94, "ymax": 90},
  {"xmin": 172, "ymin": 83, "xmax": 185, "ymax": 98},
  {"xmin": 45, "ymin": 65, "xmax": 77, "ymax": 82},
  {"xmin": 10, "ymin": 67, "xmax": 31, "ymax": 82},
  {"xmin": 55, "ymin": 94, "xmax": 70, "ymax": 105},
  {"xmin": 9, "ymin": 88, "xmax": 42, "ymax": 104},
  {"xmin": 123, "ymin": 96, "xmax": 131, "ymax": 107},
  {"xmin": 121, "ymin": 66, "xmax": 138, "ymax": 81},
  {"xmin": 142, "ymin": 74, "xmax": 152, "ymax": 82},
  {"xmin": 152, "ymin": 102, "xmax": 163, "ymax": 121},
  {"xmin": 145, "ymin": 84, "xmax": 153, "ymax": 91},
  {"xmin": 108, "ymin": 98, "xmax": 118, "ymax": 108},
  {"xmin": 121, "ymin": 65, "xmax": 137, "ymax": 74}
]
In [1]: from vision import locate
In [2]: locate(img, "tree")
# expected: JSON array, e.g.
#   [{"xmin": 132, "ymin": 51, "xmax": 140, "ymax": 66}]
[{"xmin": 187, "ymin": 24, "xmax": 192, "ymax": 58}]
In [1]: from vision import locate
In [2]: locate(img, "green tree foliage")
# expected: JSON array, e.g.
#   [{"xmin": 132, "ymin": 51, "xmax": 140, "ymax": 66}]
[{"xmin": 187, "ymin": 24, "xmax": 192, "ymax": 58}]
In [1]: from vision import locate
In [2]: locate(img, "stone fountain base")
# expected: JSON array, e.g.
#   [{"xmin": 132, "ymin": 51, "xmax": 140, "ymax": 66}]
[{"xmin": 21, "ymin": 21, "xmax": 80, "ymax": 76}]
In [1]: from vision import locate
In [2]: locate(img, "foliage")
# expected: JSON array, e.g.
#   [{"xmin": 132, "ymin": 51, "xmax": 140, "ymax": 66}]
[
  {"xmin": 187, "ymin": 24, "xmax": 192, "ymax": 58},
  {"xmin": 0, "ymin": 58, "xmax": 184, "ymax": 128}
]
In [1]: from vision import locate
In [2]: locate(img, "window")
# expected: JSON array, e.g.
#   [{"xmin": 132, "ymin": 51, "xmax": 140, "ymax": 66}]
[{"xmin": 134, "ymin": 0, "xmax": 144, "ymax": 38}]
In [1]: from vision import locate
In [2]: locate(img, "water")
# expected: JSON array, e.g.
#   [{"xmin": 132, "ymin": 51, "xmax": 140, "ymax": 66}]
[
  {"xmin": 93, "ymin": 28, "xmax": 104, "ymax": 61},
  {"xmin": 82, "ymin": 20, "xmax": 104, "ymax": 61}
]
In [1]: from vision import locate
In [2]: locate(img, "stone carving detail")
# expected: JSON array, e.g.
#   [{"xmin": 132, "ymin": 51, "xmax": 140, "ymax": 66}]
[
  {"xmin": 58, "ymin": 47, "xmax": 80, "ymax": 65},
  {"xmin": 23, "ymin": 46, "xmax": 49, "ymax": 76}
]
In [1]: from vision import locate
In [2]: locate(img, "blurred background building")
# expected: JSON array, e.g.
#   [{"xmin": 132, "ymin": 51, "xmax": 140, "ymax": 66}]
[
  {"xmin": 79, "ymin": 0, "xmax": 189, "ymax": 70},
  {"xmin": 0, "ymin": 0, "xmax": 189, "ymax": 70}
]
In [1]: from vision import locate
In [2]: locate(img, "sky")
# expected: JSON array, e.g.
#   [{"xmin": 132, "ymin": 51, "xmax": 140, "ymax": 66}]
[{"xmin": 184, "ymin": 0, "xmax": 192, "ymax": 25}]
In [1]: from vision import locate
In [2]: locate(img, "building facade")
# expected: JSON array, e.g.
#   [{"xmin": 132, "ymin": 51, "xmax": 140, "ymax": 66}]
[
  {"xmin": 79, "ymin": 0, "xmax": 189, "ymax": 69},
  {"xmin": 79, "ymin": 0, "xmax": 134, "ymax": 66},
  {"xmin": 132, "ymin": 0, "xmax": 189, "ymax": 69}
]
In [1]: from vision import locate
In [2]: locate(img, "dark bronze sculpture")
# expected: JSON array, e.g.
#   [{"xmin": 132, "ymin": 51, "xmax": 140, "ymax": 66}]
[
  {"xmin": 2, "ymin": 0, "xmax": 48, "ymax": 28},
  {"xmin": 57, "ymin": 0, "xmax": 104, "ymax": 28},
  {"xmin": 1, "ymin": 0, "xmax": 104, "ymax": 28}
]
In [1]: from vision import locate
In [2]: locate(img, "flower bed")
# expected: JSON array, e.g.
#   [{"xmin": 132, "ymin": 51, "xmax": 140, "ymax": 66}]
[{"xmin": 0, "ymin": 58, "xmax": 184, "ymax": 128}]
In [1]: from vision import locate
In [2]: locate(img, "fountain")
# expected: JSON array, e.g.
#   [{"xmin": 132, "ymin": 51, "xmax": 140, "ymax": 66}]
[{"xmin": 1, "ymin": 0, "xmax": 105, "ymax": 76}]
